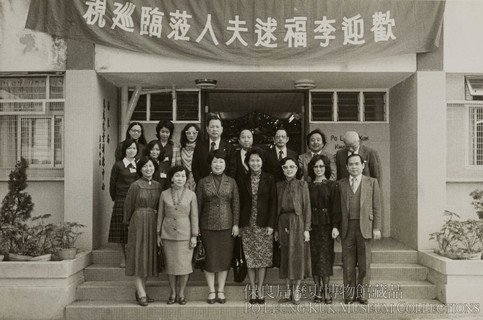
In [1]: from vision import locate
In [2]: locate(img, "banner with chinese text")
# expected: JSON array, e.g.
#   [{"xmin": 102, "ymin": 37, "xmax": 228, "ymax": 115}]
[{"xmin": 25, "ymin": 0, "xmax": 445, "ymax": 64}]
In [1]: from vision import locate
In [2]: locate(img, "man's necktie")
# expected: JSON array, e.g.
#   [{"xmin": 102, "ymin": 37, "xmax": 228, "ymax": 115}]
[
  {"xmin": 278, "ymin": 150, "xmax": 283, "ymax": 161},
  {"xmin": 350, "ymin": 177, "xmax": 357, "ymax": 193},
  {"xmin": 210, "ymin": 142, "xmax": 216, "ymax": 153}
]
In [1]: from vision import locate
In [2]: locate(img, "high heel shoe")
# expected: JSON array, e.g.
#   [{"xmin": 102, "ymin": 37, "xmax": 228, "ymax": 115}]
[
  {"xmin": 178, "ymin": 296, "xmax": 187, "ymax": 305},
  {"xmin": 293, "ymin": 289, "xmax": 301, "ymax": 305},
  {"xmin": 248, "ymin": 290, "xmax": 257, "ymax": 304},
  {"xmin": 207, "ymin": 291, "xmax": 216, "ymax": 304},
  {"xmin": 135, "ymin": 291, "xmax": 148, "ymax": 307},
  {"xmin": 278, "ymin": 289, "xmax": 292, "ymax": 303},
  {"xmin": 167, "ymin": 295, "xmax": 177, "ymax": 305},
  {"xmin": 216, "ymin": 291, "xmax": 226, "ymax": 304}
]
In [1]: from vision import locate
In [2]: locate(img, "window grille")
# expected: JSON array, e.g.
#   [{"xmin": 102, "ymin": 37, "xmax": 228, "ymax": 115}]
[
  {"xmin": 469, "ymin": 104, "xmax": 483, "ymax": 165},
  {"xmin": 0, "ymin": 75, "xmax": 64, "ymax": 173}
]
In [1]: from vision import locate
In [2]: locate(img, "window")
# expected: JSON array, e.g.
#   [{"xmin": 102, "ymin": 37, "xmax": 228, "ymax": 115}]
[
  {"xmin": 129, "ymin": 90, "xmax": 200, "ymax": 122},
  {"xmin": 310, "ymin": 90, "xmax": 387, "ymax": 122},
  {"xmin": 0, "ymin": 75, "xmax": 64, "ymax": 175},
  {"xmin": 469, "ymin": 105, "xmax": 483, "ymax": 165}
]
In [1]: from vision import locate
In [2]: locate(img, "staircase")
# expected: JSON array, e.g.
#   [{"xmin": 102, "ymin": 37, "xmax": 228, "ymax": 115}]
[{"xmin": 66, "ymin": 238, "xmax": 442, "ymax": 320}]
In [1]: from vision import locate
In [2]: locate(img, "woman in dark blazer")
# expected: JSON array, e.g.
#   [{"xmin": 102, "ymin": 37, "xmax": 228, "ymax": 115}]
[
  {"xmin": 307, "ymin": 154, "xmax": 337, "ymax": 304},
  {"xmin": 275, "ymin": 156, "xmax": 311, "ymax": 305},
  {"xmin": 238, "ymin": 147, "xmax": 276, "ymax": 304},
  {"xmin": 156, "ymin": 120, "xmax": 180, "ymax": 191},
  {"xmin": 196, "ymin": 149, "xmax": 240, "ymax": 304}
]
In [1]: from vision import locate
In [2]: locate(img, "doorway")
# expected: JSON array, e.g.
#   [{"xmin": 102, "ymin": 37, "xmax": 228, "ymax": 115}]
[{"xmin": 202, "ymin": 90, "xmax": 307, "ymax": 153}]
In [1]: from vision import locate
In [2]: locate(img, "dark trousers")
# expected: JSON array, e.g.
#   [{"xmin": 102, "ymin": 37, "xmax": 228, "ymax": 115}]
[{"xmin": 341, "ymin": 220, "xmax": 372, "ymax": 300}]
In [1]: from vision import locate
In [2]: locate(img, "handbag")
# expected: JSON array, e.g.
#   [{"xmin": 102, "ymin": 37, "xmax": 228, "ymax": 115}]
[
  {"xmin": 192, "ymin": 235, "xmax": 206, "ymax": 270},
  {"xmin": 232, "ymin": 236, "xmax": 247, "ymax": 283},
  {"xmin": 157, "ymin": 245, "xmax": 166, "ymax": 273}
]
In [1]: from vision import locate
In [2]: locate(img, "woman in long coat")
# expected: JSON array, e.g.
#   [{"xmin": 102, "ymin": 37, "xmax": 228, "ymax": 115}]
[
  {"xmin": 196, "ymin": 149, "xmax": 240, "ymax": 304},
  {"xmin": 109, "ymin": 139, "xmax": 139, "ymax": 267},
  {"xmin": 157, "ymin": 165, "xmax": 198, "ymax": 305},
  {"xmin": 123, "ymin": 156, "xmax": 162, "ymax": 306},
  {"xmin": 275, "ymin": 156, "xmax": 311, "ymax": 305},
  {"xmin": 238, "ymin": 147, "xmax": 276, "ymax": 304},
  {"xmin": 307, "ymin": 154, "xmax": 337, "ymax": 304},
  {"xmin": 156, "ymin": 120, "xmax": 180, "ymax": 191},
  {"xmin": 177, "ymin": 123, "xmax": 200, "ymax": 191}
]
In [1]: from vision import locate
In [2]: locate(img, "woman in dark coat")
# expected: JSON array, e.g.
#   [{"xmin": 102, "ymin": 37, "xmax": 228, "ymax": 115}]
[
  {"xmin": 123, "ymin": 156, "xmax": 162, "ymax": 306},
  {"xmin": 238, "ymin": 147, "xmax": 276, "ymax": 304},
  {"xmin": 108, "ymin": 139, "xmax": 139, "ymax": 267},
  {"xmin": 114, "ymin": 122, "xmax": 147, "ymax": 161},
  {"xmin": 275, "ymin": 157, "xmax": 311, "ymax": 305},
  {"xmin": 196, "ymin": 149, "xmax": 240, "ymax": 304},
  {"xmin": 155, "ymin": 120, "xmax": 181, "ymax": 191},
  {"xmin": 307, "ymin": 154, "xmax": 338, "ymax": 304},
  {"xmin": 177, "ymin": 123, "xmax": 200, "ymax": 191}
]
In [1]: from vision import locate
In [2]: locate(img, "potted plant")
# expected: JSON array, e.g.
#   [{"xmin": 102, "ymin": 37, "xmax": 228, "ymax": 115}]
[
  {"xmin": 52, "ymin": 222, "xmax": 86, "ymax": 260},
  {"xmin": 430, "ymin": 210, "xmax": 483, "ymax": 260}
]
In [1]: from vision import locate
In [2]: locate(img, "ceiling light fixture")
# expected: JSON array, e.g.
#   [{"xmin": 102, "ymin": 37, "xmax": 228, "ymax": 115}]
[
  {"xmin": 195, "ymin": 79, "xmax": 217, "ymax": 89},
  {"xmin": 294, "ymin": 79, "xmax": 316, "ymax": 89}
]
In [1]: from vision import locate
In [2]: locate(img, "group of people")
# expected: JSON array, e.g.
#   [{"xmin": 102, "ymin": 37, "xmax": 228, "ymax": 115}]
[{"xmin": 108, "ymin": 116, "xmax": 382, "ymax": 307}]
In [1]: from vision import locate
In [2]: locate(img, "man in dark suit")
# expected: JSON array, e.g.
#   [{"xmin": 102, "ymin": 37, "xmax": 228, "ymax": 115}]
[
  {"xmin": 192, "ymin": 116, "xmax": 235, "ymax": 183},
  {"xmin": 298, "ymin": 129, "xmax": 336, "ymax": 181},
  {"xmin": 332, "ymin": 153, "xmax": 382, "ymax": 305},
  {"xmin": 263, "ymin": 128, "xmax": 298, "ymax": 181},
  {"xmin": 234, "ymin": 129, "xmax": 253, "ymax": 186},
  {"xmin": 335, "ymin": 131, "xmax": 382, "ymax": 184}
]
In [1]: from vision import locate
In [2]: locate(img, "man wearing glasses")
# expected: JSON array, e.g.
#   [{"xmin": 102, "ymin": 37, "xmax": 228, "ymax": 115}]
[{"xmin": 263, "ymin": 128, "xmax": 298, "ymax": 181}]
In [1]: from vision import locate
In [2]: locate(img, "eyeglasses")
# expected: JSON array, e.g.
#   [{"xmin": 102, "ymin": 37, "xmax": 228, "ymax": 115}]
[
  {"xmin": 129, "ymin": 129, "xmax": 142, "ymax": 133},
  {"xmin": 313, "ymin": 165, "xmax": 326, "ymax": 168},
  {"xmin": 282, "ymin": 165, "xmax": 297, "ymax": 170},
  {"xmin": 275, "ymin": 135, "xmax": 287, "ymax": 139},
  {"xmin": 185, "ymin": 131, "xmax": 198, "ymax": 135}
]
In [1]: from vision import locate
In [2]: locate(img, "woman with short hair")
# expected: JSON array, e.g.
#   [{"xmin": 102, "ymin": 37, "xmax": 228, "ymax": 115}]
[{"xmin": 157, "ymin": 165, "xmax": 199, "ymax": 305}]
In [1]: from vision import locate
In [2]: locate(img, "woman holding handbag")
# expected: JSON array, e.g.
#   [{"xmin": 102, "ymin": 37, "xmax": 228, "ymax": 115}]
[
  {"xmin": 157, "ymin": 165, "xmax": 198, "ymax": 305},
  {"xmin": 238, "ymin": 147, "xmax": 277, "ymax": 304}
]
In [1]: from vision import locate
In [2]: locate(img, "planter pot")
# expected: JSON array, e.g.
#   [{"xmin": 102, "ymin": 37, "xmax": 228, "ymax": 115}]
[
  {"xmin": 58, "ymin": 248, "xmax": 78, "ymax": 260},
  {"xmin": 436, "ymin": 250, "xmax": 483, "ymax": 260},
  {"xmin": 9, "ymin": 253, "xmax": 52, "ymax": 261}
]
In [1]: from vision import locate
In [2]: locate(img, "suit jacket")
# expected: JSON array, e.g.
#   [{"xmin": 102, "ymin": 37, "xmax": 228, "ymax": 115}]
[
  {"xmin": 335, "ymin": 145, "xmax": 382, "ymax": 184},
  {"xmin": 263, "ymin": 146, "xmax": 298, "ymax": 182},
  {"xmin": 332, "ymin": 175, "xmax": 382, "ymax": 239},
  {"xmin": 234, "ymin": 149, "xmax": 250, "ymax": 186},
  {"xmin": 192, "ymin": 139, "xmax": 235, "ymax": 183},
  {"xmin": 196, "ymin": 173, "xmax": 240, "ymax": 230},
  {"xmin": 298, "ymin": 150, "xmax": 337, "ymax": 182},
  {"xmin": 238, "ymin": 172, "xmax": 277, "ymax": 228},
  {"xmin": 158, "ymin": 189, "xmax": 199, "ymax": 241},
  {"xmin": 275, "ymin": 179, "xmax": 311, "ymax": 232}
]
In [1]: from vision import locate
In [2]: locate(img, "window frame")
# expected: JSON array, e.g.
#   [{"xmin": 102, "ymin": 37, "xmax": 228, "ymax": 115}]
[
  {"xmin": 0, "ymin": 74, "xmax": 64, "ymax": 173},
  {"xmin": 456, "ymin": 101, "xmax": 483, "ymax": 168},
  {"xmin": 130, "ymin": 89, "xmax": 201, "ymax": 124},
  {"xmin": 309, "ymin": 89, "xmax": 389, "ymax": 123}
]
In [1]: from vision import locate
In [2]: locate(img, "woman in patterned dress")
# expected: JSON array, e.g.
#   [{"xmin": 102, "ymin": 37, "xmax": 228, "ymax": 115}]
[
  {"xmin": 238, "ymin": 147, "xmax": 277, "ymax": 304},
  {"xmin": 275, "ymin": 157, "xmax": 311, "ymax": 305},
  {"xmin": 156, "ymin": 120, "xmax": 180, "ymax": 191},
  {"xmin": 123, "ymin": 156, "xmax": 162, "ymax": 306},
  {"xmin": 308, "ymin": 154, "xmax": 337, "ymax": 304},
  {"xmin": 108, "ymin": 139, "xmax": 139, "ymax": 267},
  {"xmin": 177, "ymin": 123, "xmax": 200, "ymax": 191}
]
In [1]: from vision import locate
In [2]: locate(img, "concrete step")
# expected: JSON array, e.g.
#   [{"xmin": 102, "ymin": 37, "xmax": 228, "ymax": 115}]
[
  {"xmin": 92, "ymin": 247, "xmax": 418, "ymax": 265},
  {"xmin": 76, "ymin": 280, "xmax": 436, "ymax": 301},
  {"xmin": 66, "ymin": 299, "xmax": 446, "ymax": 320},
  {"xmin": 84, "ymin": 263, "xmax": 428, "ymax": 282}
]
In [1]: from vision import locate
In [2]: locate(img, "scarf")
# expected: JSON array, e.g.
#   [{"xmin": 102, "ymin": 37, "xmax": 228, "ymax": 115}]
[{"xmin": 181, "ymin": 142, "xmax": 196, "ymax": 171}]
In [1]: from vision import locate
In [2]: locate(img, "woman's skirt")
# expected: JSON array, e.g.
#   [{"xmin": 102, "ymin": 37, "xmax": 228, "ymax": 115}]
[
  {"xmin": 125, "ymin": 208, "xmax": 158, "ymax": 277},
  {"xmin": 241, "ymin": 225, "xmax": 273, "ymax": 268},
  {"xmin": 278, "ymin": 212, "xmax": 311, "ymax": 280},
  {"xmin": 108, "ymin": 196, "xmax": 128, "ymax": 244},
  {"xmin": 163, "ymin": 239, "xmax": 194, "ymax": 275},
  {"xmin": 310, "ymin": 224, "xmax": 334, "ymax": 277},
  {"xmin": 201, "ymin": 229, "xmax": 234, "ymax": 272}
]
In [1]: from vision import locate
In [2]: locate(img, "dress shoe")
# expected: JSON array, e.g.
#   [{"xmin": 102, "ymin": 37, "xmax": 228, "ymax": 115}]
[
  {"xmin": 134, "ymin": 291, "xmax": 148, "ymax": 306},
  {"xmin": 256, "ymin": 297, "xmax": 266, "ymax": 304},
  {"xmin": 178, "ymin": 296, "xmax": 187, "ymax": 305},
  {"xmin": 324, "ymin": 296, "xmax": 333, "ymax": 304},
  {"xmin": 278, "ymin": 290, "xmax": 292, "ymax": 303},
  {"xmin": 167, "ymin": 295, "xmax": 176, "ymax": 304},
  {"xmin": 358, "ymin": 297, "xmax": 369, "ymax": 305},
  {"xmin": 292, "ymin": 290, "xmax": 301, "ymax": 305},
  {"xmin": 146, "ymin": 295, "xmax": 154, "ymax": 303},
  {"xmin": 207, "ymin": 292, "xmax": 216, "ymax": 304},
  {"xmin": 344, "ymin": 298, "xmax": 355, "ymax": 304},
  {"xmin": 248, "ymin": 290, "xmax": 257, "ymax": 304},
  {"xmin": 313, "ymin": 295, "xmax": 323, "ymax": 303},
  {"xmin": 216, "ymin": 291, "xmax": 226, "ymax": 304}
]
